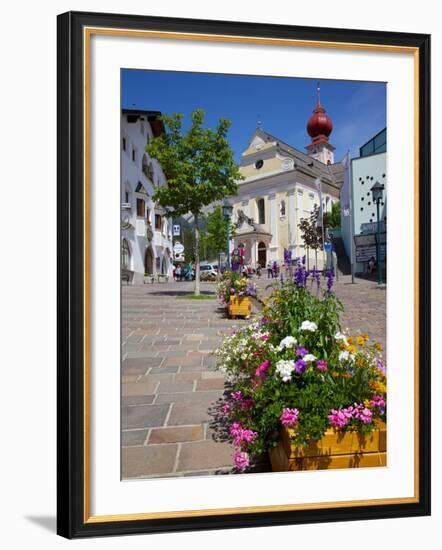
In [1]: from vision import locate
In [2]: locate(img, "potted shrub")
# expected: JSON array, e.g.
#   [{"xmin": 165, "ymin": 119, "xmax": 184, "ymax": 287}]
[
  {"xmin": 216, "ymin": 270, "xmax": 257, "ymax": 318},
  {"xmin": 214, "ymin": 259, "xmax": 387, "ymax": 472}
]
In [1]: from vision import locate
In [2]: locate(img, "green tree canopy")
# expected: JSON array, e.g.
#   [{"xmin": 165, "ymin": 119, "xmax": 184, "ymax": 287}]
[
  {"xmin": 324, "ymin": 200, "xmax": 341, "ymax": 229},
  {"xmin": 146, "ymin": 109, "xmax": 241, "ymax": 294}
]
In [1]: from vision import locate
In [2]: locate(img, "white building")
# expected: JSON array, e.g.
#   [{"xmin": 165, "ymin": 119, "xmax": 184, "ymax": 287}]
[
  {"xmin": 121, "ymin": 109, "xmax": 173, "ymax": 283},
  {"xmin": 230, "ymin": 87, "xmax": 343, "ymax": 269},
  {"xmin": 341, "ymin": 129, "xmax": 387, "ymax": 273}
]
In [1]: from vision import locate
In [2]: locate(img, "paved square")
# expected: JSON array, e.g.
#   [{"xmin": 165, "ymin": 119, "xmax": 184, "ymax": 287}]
[{"xmin": 121, "ymin": 276, "xmax": 386, "ymax": 479}]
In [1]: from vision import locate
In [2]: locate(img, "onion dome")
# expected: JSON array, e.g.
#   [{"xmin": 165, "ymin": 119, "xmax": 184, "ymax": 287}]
[{"xmin": 306, "ymin": 83, "xmax": 333, "ymax": 141}]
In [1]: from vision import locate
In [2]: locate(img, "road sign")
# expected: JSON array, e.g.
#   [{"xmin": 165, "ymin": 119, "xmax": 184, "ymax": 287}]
[
  {"xmin": 173, "ymin": 243, "xmax": 184, "ymax": 254},
  {"xmin": 173, "ymin": 224, "xmax": 181, "ymax": 236}
]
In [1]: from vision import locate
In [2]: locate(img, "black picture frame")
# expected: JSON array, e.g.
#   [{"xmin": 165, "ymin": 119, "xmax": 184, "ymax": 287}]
[{"xmin": 57, "ymin": 10, "xmax": 431, "ymax": 538}]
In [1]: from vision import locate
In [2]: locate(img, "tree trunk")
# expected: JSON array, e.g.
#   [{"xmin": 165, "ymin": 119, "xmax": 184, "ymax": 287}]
[{"xmin": 194, "ymin": 213, "xmax": 200, "ymax": 296}]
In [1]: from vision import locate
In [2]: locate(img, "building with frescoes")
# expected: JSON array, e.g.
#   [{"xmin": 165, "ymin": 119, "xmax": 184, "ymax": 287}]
[
  {"xmin": 121, "ymin": 109, "xmax": 174, "ymax": 283},
  {"xmin": 230, "ymin": 85, "xmax": 343, "ymax": 269}
]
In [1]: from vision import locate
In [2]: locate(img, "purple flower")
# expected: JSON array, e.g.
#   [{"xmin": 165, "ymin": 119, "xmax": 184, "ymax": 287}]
[
  {"xmin": 294, "ymin": 263, "xmax": 308, "ymax": 288},
  {"xmin": 325, "ymin": 268, "xmax": 334, "ymax": 292},
  {"xmin": 260, "ymin": 317, "xmax": 269, "ymax": 325},
  {"xmin": 294, "ymin": 359, "xmax": 307, "ymax": 374},
  {"xmin": 280, "ymin": 407, "xmax": 300, "ymax": 427},
  {"xmin": 310, "ymin": 266, "xmax": 321, "ymax": 288},
  {"xmin": 296, "ymin": 347, "xmax": 309, "ymax": 358},
  {"xmin": 377, "ymin": 360, "xmax": 386, "ymax": 375}
]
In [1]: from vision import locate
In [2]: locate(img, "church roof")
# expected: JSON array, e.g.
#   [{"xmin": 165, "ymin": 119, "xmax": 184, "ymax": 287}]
[{"xmin": 241, "ymin": 127, "xmax": 343, "ymax": 189}]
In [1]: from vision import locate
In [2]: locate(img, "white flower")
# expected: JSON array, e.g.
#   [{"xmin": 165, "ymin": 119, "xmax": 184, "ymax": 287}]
[
  {"xmin": 303, "ymin": 354, "xmax": 317, "ymax": 363},
  {"xmin": 300, "ymin": 321, "xmax": 318, "ymax": 332},
  {"xmin": 275, "ymin": 360, "xmax": 296, "ymax": 382},
  {"xmin": 339, "ymin": 350, "xmax": 354, "ymax": 363},
  {"xmin": 335, "ymin": 332, "xmax": 348, "ymax": 345},
  {"xmin": 278, "ymin": 336, "xmax": 298, "ymax": 350}
]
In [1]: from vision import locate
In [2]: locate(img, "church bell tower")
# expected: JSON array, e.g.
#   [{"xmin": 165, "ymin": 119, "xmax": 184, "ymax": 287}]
[{"xmin": 305, "ymin": 82, "xmax": 335, "ymax": 165}]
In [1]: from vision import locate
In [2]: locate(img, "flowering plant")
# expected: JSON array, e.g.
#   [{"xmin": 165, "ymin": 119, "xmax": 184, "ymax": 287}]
[
  {"xmin": 214, "ymin": 261, "xmax": 386, "ymax": 471},
  {"xmin": 216, "ymin": 270, "xmax": 257, "ymax": 305}
]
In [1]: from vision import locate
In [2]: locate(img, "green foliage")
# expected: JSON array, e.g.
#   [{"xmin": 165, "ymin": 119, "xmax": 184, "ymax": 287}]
[
  {"xmin": 324, "ymin": 200, "xmax": 341, "ymax": 229},
  {"xmin": 214, "ymin": 276, "xmax": 387, "ymax": 468},
  {"xmin": 205, "ymin": 205, "xmax": 230, "ymax": 256},
  {"xmin": 146, "ymin": 109, "xmax": 242, "ymax": 217},
  {"xmin": 146, "ymin": 109, "xmax": 242, "ymax": 294}
]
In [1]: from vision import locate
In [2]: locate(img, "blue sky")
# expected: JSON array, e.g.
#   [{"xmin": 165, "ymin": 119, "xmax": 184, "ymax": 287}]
[{"xmin": 122, "ymin": 69, "xmax": 386, "ymax": 162}]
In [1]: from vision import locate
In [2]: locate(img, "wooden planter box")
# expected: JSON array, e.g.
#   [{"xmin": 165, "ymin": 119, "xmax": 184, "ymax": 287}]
[
  {"xmin": 269, "ymin": 421, "xmax": 386, "ymax": 471},
  {"xmin": 228, "ymin": 296, "xmax": 252, "ymax": 319}
]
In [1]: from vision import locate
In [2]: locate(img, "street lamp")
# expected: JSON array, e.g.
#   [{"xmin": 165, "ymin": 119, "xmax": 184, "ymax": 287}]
[
  {"xmin": 222, "ymin": 198, "xmax": 234, "ymax": 270},
  {"xmin": 370, "ymin": 181, "xmax": 385, "ymax": 285}
]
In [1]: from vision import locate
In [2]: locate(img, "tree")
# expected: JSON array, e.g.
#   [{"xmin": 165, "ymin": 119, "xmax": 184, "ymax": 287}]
[
  {"xmin": 324, "ymin": 200, "xmax": 341, "ymax": 229},
  {"xmin": 298, "ymin": 204, "xmax": 323, "ymax": 269},
  {"xmin": 205, "ymin": 205, "xmax": 229, "ymax": 259},
  {"xmin": 146, "ymin": 109, "xmax": 241, "ymax": 294}
]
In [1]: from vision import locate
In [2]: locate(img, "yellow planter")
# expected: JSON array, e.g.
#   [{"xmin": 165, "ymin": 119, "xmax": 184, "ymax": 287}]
[
  {"xmin": 228, "ymin": 296, "xmax": 252, "ymax": 319},
  {"xmin": 269, "ymin": 421, "xmax": 386, "ymax": 471}
]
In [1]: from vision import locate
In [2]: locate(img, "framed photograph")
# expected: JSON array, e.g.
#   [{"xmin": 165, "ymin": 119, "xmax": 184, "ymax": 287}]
[{"xmin": 57, "ymin": 11, "xmax": 431, "ymax": 538}]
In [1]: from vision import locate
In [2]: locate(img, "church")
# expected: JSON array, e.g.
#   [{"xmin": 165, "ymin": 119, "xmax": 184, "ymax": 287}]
[{"xmin": 231, "ymin": 85, "xmax": 343, "ymax": 269}]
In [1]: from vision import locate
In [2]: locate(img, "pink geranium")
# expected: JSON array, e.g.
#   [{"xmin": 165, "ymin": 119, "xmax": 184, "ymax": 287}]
[
  {"xmin": 328, "ymin": 409, "xmax": 350, "ymax": 429},
  {"xmin": 255, "ymin": 359, "xmax": 270, "ymax": 377},
  {"xmin": 229, "ymin": 422, "xmax": 257, "ymax": 446},
  {"xmin": 234, "ymin": 450, "xmax": 250, "ymax": 470},
  {"xmin": 316, "ymin": 360, "xmax": 328, "ymax": 372},
  {"xmin": 280, "ymin": 407, "xmax": 300, "ymax": 427}
]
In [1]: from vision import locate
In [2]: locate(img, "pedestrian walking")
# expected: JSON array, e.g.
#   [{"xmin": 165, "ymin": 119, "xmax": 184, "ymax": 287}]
[
  {"xmin": 175, "ymin": 264, "xmax": 182, "ymax": 282},
  {"xmin": 267, "ymin": 260, "xmax": 273, "ymax": 279}
]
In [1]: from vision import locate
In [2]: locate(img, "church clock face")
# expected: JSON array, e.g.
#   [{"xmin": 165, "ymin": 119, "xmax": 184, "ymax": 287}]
[{"xmin": 281, "ymin": 158, "xmax": 294, "ymax": 171}]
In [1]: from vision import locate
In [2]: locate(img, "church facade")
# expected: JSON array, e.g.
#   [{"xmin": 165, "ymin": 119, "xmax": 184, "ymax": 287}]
[{"xmin": 231, "ymin": 87, "xmax": 343, "ymax": 269}]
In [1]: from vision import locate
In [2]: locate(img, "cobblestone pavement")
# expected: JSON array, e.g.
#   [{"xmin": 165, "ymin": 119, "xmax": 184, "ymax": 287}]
[
  {"xmin": 121, "ymin": 282, "xmax": 246, "ymax": 479},
  {"xmin": 122, "ymin": 275, "xmax": 386, "ymax": 479}
]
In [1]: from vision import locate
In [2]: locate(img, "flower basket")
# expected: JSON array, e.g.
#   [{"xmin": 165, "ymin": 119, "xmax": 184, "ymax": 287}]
[
  {"xmin": 228, "ymin": 296, "xmax": 252, "ymax": 319},
  {"xmin": 269, "ymin": 420, "xmax": 386, "ymax": 472}
]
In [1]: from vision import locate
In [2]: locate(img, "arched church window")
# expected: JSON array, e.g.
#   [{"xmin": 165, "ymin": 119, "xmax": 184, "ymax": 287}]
[
  {"xmin": 280, "ymin": 200, "xmax": 286, "ymax": 216},
  {"xmin": 257, "ymin": 198, "xmax": 265, "ymax": 224}
]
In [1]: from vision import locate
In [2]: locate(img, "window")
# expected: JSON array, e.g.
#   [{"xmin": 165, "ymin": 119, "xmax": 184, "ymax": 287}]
[
  {"xmin": 122, "ymin": 137, "xmax": 126, "ymax": 151},
  {"xmin": 155, "ymin": 214, "xmax": 162, "ymax": 230},
  {"xmin": 136, "ymin": 198, "xmax": 145, "ymax": 217},
  {"xmin": 257, "ymin": 198, "xmax": 265, "ymax": 224},
  {"xmin": 122, "ymin": 239, "xmax": 130, "ymax": 270},
  {"xmin": 142, "ymin": 154, "xmax": 154, "ymax": 180},
  {"xmin": 255, "ymin": 159, "xmax": 264, "ymax": 169},
  {"xmin": 132, "ymin": 147, "xmax": 136, "ymax": 163},
  {"xmin": 280, "ymin": 200, "xmax": 286, "ymax": 216},
  {"xmin": 125, "ymin": 190, "xmax": 130, "ymax": 203}
]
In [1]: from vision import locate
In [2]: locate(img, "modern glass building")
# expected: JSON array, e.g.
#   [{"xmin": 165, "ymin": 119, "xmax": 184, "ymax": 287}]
[{"xmin": 359, "ymin": 128, "xmax": 386, "ymax": 158}]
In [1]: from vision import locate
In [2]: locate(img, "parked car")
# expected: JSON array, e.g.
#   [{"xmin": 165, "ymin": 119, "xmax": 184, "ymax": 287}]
[{"xmin": 199, "ymin": 263, "xmax": 217, "ymax": 281}]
